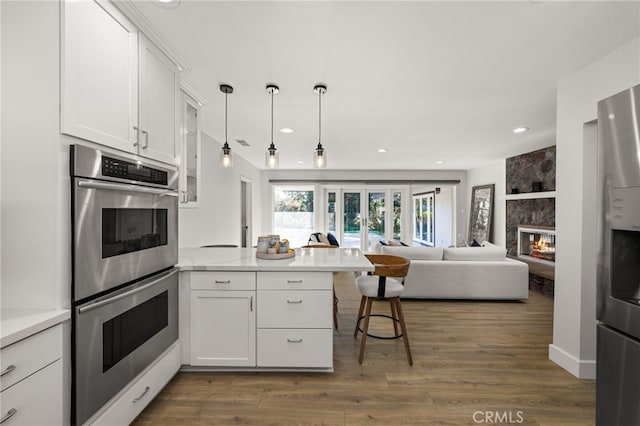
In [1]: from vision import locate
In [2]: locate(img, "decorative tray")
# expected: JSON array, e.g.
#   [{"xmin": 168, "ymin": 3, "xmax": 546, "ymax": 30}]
[{"xmin": 256, "ymin": 251, "xmax": 295, "ymax": 260}]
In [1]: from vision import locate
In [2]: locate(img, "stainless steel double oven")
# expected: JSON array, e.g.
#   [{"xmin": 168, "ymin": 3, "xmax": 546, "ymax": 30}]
[{"xmin": 70, "ymin": 145, "xmax": 178, "ymax": 425}]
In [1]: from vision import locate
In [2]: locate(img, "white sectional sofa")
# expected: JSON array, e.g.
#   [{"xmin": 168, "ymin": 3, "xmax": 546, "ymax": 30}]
[{"xmin": 371, "ymin": 242, "xmax": 529, "ymax": 300}]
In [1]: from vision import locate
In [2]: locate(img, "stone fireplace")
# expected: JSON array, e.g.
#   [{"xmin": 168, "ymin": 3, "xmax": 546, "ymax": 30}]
[{"xmin": 517, "ymin": 226, "xmax": 556, "ymax": 265}]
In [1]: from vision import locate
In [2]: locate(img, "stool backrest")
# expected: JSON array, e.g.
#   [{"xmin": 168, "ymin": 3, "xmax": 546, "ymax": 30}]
[{"xmin": 364, "ymin": 254, "xmax": 410, "ymax": 278}]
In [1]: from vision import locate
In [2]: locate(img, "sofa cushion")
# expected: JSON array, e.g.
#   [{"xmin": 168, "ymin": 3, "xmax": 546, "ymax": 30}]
[
  {"xmin": 443, "ymin": 244, "xmax": 506, "ymax": 261},
  {"xmin": 381, "ymin": 245, "xmax": 444, "ymax": 260}
]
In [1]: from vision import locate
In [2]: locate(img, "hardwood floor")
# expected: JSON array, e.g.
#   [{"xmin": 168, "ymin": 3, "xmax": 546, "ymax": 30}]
[{"xmin": 134, "ymin": 272, "xmax": 595, "ymax": 425}]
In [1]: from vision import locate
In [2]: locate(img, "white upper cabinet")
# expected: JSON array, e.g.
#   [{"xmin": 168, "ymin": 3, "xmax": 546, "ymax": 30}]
[
  {"xmin": 138, "ymin": 35, "xmax": 179, "ymax": 164},
  {"xmin": 61, "ymin": 0, "xmax": 138, "ymax": 153},
  {"xmin": 61, "ymin": 0, "xmax": 179, "ymax": 164},
  {"xmin": 179, "ymin": 89, "xmax": 201, "ymax": 206}
]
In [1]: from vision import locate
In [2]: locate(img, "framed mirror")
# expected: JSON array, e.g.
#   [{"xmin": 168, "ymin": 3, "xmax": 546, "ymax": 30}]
[{"xmin": 468, "ymin": 184, "xmax": 494, "ymax": 244}]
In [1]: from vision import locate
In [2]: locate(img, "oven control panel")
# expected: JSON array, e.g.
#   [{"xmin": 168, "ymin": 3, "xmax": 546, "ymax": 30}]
[{"xmin": 102, "ymin": 156, "xmax": 168, "ymax": 185}]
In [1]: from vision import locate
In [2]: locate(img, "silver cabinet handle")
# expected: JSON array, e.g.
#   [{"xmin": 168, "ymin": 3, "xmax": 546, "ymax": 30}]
[
  {"xmin": 286, "ymin": 299, "xmax": 303, "ymax": 304},
  {"xmin": 214, "ymin": 280, "xmax": 231, "ymax": 284},
  {"xmin": 250, "ymin": 296, "xmax": 254, "ymax": 312},
  {"xmin": 287, "ymin": 280, "xmax": 303, "ymax": 284},
  {"xmin": 133, "ymin": 126, "xmax": 140, "ymax": 147},
  {"xmin": 287, "ymin": 338, "xmax": 303, "ymax": 343},
  {"xmin": 77, "ymin": 180, "xmax": 178, "ymax": 197},
  {"xmin": 132, "ymin": 386, "xmax": 150, "ymax": 403},
  {"xmin": 0, "ymin": 409, "xmax": 17, "ymax": 424},
  {"xmin": 0, "ymin": 365, "xmax": 15, "ymax": 377},
  {"xmin": 142, "ymin": 130, "xmax": 149, "ymax": 149}
]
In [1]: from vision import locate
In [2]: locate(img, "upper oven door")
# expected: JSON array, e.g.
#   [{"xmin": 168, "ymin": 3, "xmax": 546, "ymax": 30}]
[{"xmin": 73, "ymin": 177, "xmax": 178, "ymax": 302}]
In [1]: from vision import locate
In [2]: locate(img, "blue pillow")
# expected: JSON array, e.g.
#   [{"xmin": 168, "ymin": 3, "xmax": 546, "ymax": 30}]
[{"xmin": 327, "ymin": 232, "xmax": 340, "ymax": 247}]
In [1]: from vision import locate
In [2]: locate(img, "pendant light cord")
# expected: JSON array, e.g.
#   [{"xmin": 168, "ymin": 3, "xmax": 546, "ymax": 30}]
[
  {"xmin": 318, "ymin": 90, "xmax": 322, "ymax": 144},
  {"xmin": 271, "ymin": 91, "xmax": 274, "ymax": 145},
  {"xmin": 225, "ymin": 91, "xmax": 228, "ymax": 143}
]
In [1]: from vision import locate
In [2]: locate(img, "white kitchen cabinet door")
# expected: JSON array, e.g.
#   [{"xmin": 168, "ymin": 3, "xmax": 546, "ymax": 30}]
[
  {"xmin": 138, "ymin": 35, "xmax": 179, "ymax": 165},
  {"xmin": 61, "ymin": 0, "xmax": 138, "ymax": 154},
  {"xmin": 179, "ymin": 90, "xmax": 201, "ymax": 207},
  {"xmin": 190, "ymin": 290, "xmax": 256, "ymax": 367}
]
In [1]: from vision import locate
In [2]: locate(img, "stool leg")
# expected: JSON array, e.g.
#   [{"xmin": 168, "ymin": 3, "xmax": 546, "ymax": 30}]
[
  {"xmin": 392, "ymin": 297, "xmax": 413, "ymax": 366},
  {"xmin": 354, "ymin": 295, "xmax": 366, "ymax": 337},
  {"xmin": 358, "ymin": 297, "xmax": 374, "ymax": 364},
  {"xmin": 389, "ymin": 299, "xmax": 399, "ymax": 337},
  {"xmin": 333, "ymin": 287, "xmax": 339, "ymax": 330}
]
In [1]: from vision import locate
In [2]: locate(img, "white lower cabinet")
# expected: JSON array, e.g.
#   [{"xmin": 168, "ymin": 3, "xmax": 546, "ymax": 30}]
[
  {"xmin": 189, "ymin": 272, "xmax": 256, "ymax": 367},
  {"xmin": 0, "ymin": 324, "xmax": 63, "ymax": 426},
  {"xmin": 186, "ymin": 271, "xmax": 333, "ymax": 370},
  {"xmin": 257, "ymin": 272, "xmax": 333, "ymax": 369},
  {"xmin": 90, "ymin": 342, "xmax": 181, "ymax": 426}
]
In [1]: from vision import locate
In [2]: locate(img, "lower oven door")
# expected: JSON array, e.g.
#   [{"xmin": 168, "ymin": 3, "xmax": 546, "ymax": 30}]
[
  {"xmin": 74, "ymin": 268, "xmax": 178, "ymax": 425},
  {"xmin": 73, "ymin": 177, "xmax": 178, "ymax": 302}
]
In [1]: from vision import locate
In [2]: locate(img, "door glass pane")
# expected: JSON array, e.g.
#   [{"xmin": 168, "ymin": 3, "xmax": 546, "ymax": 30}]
[
  {"xmin": 102, "ymin": 208, "xmax": 168, "ymax": 258},
  {"xmin": 421, "ymin": 198, "xmax": 429, "ymax": 242},
  {"xmin": 273, "ymin": 189, "xmax": 314, "ymax": 248},
  {"xmin": 367, "ymin": 192, "xmax": 385, "ymax": 249},
  {"xmin": 414, "ymin": 198, "xmax": 421, "ymax": 240},
  {"xmin": 327, "ymin": 192, "xmax": 336, "ymax": 233},
  {"xmin": 343, "ymin": 192, "xmax": 361, "ymax": 248},
  {"xmin": 393, "ymin": 191, "xmax": 402, "ymax": 240}
]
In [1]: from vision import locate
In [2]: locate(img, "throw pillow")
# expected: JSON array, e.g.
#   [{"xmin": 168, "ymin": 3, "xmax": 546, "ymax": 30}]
[
  {"xmin": 387, "ymin": 240, "xmax": 401, "ymax": 246},
  {"xmin": 327, "ymin": 232, "xmax": 340, "ymax": 247},
  {"xmin": 400, "ymin": 241, "xmax": 409, "ymax": 246},
  {"xmin": 379, "ymin": 240, "xmax": 388, "ymax": 246},
  {"xmin": 471, "ymin": 239, "xmax": 481, "ymax": 247},
  {"xmin": 308, "ymin": 232, "xmax": 322, "ymax": 244}
]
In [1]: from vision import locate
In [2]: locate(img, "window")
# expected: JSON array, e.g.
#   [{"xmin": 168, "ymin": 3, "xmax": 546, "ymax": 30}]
[
  {"xmin": 413, "ymin": 192, "xmax": 435, "ymax": 246},
  {"xmin": 272, "ymin": 187, "xmax": 315, "ymax": 247}
]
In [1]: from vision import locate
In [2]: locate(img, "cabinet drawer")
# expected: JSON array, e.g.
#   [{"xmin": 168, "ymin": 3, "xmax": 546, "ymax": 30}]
[
  {"xmin": 0, "ymin": 359, "xmax": 62, "ymax": 426},
  {"xmin": 258, "ymin": 290, "xmax": 332, "ymax": 329},
  {"xmin": 190, "ymin": 271, "xmax": 255, "ymax": 290},
  {"xmin": 91, "ymin": 342, "xmax": 181, "ymax": 426},
  {"xmin": 0, "ymin": 325, "xmax": 62, "ymax": 392},
  {"xmin": 257, "ymin": 329, "xmax": 333, "ymax": 368},
  {"xmin": 257, "ymin": 272, "xmax": 331, "ymax": 290}
]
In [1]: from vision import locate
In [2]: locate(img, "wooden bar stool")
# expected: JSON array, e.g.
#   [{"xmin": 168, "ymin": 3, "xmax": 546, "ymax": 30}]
[
  {"xmin": 354, "ymin": 254, "xmax": 412, "ymax": 365},
  {"xmin": 301, "ymin": 244, "xmax": 340, "ymax": 330}
]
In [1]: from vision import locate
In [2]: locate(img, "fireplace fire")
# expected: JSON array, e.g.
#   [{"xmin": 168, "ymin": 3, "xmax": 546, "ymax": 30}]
[{"xmin": 517, "ymin": 226, "xmax": 555, "ymax": 264}]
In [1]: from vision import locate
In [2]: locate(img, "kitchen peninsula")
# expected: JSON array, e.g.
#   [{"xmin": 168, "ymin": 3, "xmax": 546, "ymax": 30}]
[{"xmin": 178, "ymin": 247, "xmax": 374, "ymax": 372}]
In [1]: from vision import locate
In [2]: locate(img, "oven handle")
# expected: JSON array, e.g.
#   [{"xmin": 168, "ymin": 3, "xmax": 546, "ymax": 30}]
[
  {"xmin": 78, "ymin": 269, "xmax": 177, "ymax": 314},
  {"xmin": 77, "ymin": 180, "xmax": 178, "ymax": 197}
]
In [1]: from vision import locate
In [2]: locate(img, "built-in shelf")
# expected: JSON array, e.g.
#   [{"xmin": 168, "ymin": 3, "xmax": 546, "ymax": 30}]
[{"xmin": 505, "ymin": 191, "xmax": 556, "ymax": 201}]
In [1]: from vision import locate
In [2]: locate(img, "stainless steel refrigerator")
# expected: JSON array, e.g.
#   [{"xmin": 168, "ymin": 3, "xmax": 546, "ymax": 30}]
[{"xmin": 596, "ymin": 84, "xmax": 640, "ymax": 425}]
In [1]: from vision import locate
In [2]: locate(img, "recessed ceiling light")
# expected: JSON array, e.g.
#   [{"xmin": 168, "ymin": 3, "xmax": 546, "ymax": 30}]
[
  {"xmin": 513, "ymin": 127, "xmax": 530, "ymax": 134},
  {"xmin": 297, "ymin": 160, "xmax": 305, "ymax": 164},
  {"xmin": 436, "ymin": 160, "xmax": 444, "ymax": 165},
  {"xmin": 280, "ymin": 128, "xmax": 294, "ymax": 134},
  {"xmin": 156, "ymin": 0, "xmax": 175, "ymax": 3},
  {"xmin": 378, "ymin": 148, "xmax": 388, "ymax": 153}
]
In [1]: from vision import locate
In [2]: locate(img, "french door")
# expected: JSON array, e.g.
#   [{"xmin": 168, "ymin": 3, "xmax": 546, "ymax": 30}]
[{"xmin": 326, "ymin": 188, "xmax": 406, "ymax": 251}]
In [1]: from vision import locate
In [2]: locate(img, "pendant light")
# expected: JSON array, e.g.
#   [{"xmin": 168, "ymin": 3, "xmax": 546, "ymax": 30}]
[
  {"xmin": 219, "ymin": 84, "xmax": 233, "ymax": 168},
  {"xmin": 265, "ymin": 84, "xmax": 280, "ymax": 169},
  {"xmin": 313, "ymin": 84, "xmax": 327, "ymax": 168}
]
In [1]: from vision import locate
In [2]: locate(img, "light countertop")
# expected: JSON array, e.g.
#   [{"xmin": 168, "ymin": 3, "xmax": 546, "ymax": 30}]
[
  {"xmin": 1, "ymin": 309, "xmax": 71, "ymax": 348},
  {"xmin": 179, "ymin": 247, "xmax": 375, "ymax": 272}
]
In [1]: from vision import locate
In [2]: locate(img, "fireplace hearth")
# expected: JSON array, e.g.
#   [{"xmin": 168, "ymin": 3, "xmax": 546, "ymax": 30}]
[{"xmin": 517, "ymin": 226, "xmax": 555, "ymax": 265}]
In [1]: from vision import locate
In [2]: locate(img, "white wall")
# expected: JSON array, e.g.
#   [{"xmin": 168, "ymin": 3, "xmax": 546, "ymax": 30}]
[
  {"xmin": 179, "ymin": 131, "xmax": 262, "ymax": 247},
  {"xmin": 1, "ymin": 0, "xmax": 71, "ymax": 311},
  {"xmin": 552, "ymin": 37, "xmax": 640, "ymax": 379},
  {"xmin": 261, "ymin": 169, "xmax": 468, "ymax": 246},
  {"xmin": 466, "ymin": 159, "xmax": 506, "ymax": 247}
]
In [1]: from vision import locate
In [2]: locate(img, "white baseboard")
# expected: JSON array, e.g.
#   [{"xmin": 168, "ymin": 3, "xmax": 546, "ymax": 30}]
[{"xmin": 548, "ymin": 344, "xmax": 596, "ymax": 379}]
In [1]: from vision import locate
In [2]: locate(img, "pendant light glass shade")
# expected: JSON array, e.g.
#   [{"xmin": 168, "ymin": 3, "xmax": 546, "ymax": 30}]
[
  {"xmin": 219, "ymin": 84, "xmax": 233, "ymax": 168},
  {"xmin": 313, "ymin": 84, "xmax": 327, "ymax": 168},
  {"xmin": 265, "ymin": 84, "xmax": 279, "ymax": 169}
]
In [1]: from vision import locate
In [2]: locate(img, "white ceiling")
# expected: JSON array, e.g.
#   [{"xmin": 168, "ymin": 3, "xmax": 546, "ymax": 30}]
[{"xmin": 132, "ymin": 0, "xmax": 640, "ymax": 170}]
